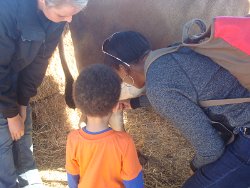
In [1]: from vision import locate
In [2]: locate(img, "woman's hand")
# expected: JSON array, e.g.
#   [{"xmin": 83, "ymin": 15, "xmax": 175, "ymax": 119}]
[
  {"xmin": 119, "ymin": 99, "xmax": 132, "ymax": 110},
  {"xmin": 190, "ymin": 169, "xmax": 194, "ymax": 176}
]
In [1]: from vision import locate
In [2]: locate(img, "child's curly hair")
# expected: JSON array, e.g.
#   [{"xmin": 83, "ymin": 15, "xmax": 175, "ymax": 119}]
[{"xmin": 73, "ymin": 64, "xmax": 121, "ymax": 117}]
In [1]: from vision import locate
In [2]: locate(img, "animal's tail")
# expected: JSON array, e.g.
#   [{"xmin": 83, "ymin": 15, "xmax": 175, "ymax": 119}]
[{"xmin": 58, "ymin": 32, "xmax": 76, "ymax": 109}]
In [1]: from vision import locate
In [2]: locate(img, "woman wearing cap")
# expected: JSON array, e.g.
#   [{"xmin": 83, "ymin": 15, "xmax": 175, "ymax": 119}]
[
  {"xmin": 102, "ymin": 31, "xmax": 250, "ymax": 188},
  {"xmin": 0, "ymin": 0, "xmax": 88, "ymax": 187}
]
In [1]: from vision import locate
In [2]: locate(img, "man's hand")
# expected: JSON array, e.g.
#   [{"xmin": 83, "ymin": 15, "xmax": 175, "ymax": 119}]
[{"xmin": 7, "ymin": 114, "xmax": 25, "ymax": 141}]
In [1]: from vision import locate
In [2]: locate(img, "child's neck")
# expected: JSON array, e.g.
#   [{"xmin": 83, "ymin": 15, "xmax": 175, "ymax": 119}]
[{"xmin": 86, "ymin": 115, "xmax": 110, "ymax": 132}]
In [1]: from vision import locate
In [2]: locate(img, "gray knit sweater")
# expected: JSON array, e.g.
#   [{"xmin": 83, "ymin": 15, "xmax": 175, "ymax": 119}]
[{"xmin": 138, "ymin": 47, "xmax": 250, "ymax": 169}]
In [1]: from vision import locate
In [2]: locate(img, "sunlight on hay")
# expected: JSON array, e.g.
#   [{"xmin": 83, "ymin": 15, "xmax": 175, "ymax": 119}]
[{"xmin": 39, "ymin": 169, "xmax": 67, "ymax": 187}]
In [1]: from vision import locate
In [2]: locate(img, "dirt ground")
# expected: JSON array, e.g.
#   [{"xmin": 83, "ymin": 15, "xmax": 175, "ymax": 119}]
[{"xmin": 31, "ymin": 32, "xmax": 194, "ymax": 188}]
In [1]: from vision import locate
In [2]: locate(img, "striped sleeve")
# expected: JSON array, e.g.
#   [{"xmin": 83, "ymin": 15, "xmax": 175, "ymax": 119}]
[
  {"xmin": 67, "ymin": 173, "xmax": 79, "ymax": 188},
  {"xmin": 123, "ymin": 171, "xmax": 144, "ymax": 188}
]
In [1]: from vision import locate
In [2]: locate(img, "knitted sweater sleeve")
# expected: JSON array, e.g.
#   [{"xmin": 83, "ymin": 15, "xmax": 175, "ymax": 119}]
[
  {"xmin": 146, "ymin": 55, "xmax": 225, "ymax": 169},
  {"xmin": 149, "ymin": 88, "xmax": 225, "ymax": 168}
]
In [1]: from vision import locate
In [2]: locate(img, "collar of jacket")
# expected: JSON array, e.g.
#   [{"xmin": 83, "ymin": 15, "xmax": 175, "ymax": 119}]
[{"xmin": 17, "ymin": 0, "xmax": 60, "ymax": 42}]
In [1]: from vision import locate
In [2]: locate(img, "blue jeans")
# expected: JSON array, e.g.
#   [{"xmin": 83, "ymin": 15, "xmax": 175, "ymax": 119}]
[
  {"xmin": 182, "ymin": 131, "xmax": 250, "ymax": 188},
  {"xmin": 0, "ymin": 107, "xmax": 36, "ymax": 188}
]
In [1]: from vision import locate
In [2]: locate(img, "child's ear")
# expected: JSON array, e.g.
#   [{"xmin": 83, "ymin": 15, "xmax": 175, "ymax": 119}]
[{"xmin": 112, "ymin": 102, "xmax": 121, "ymax": 113}]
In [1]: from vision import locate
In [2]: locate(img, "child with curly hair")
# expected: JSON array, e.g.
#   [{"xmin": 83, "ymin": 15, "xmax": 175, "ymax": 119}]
[{"xmin": 65, "ymin": 64, "xmax": 144, "ymax": 188}]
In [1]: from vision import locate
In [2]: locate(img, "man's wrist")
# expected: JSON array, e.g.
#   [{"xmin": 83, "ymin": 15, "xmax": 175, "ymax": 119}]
[
  {"xmin": 7, "ymin": 114, "xmax": 20, "ymax": 120},
  {"xmin": 19, "ymin": 105, "xmax": 27, "ymax": 110},
  {"xmin": 17, "ymin": 95, "xmax": 30, "ymax": 106},
  {"xmin": 2, "ymin": 109, "xmax": 19, "ymax": 119}
]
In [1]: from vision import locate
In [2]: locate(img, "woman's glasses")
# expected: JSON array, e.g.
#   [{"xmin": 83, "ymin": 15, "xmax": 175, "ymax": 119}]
[
  {"xmin": 102, "ymin": 34, "xmax": 151, "ymax": 68},
  {"xmin": 102, "ymin": 48, "xmax": 131, "ymax": 68}
]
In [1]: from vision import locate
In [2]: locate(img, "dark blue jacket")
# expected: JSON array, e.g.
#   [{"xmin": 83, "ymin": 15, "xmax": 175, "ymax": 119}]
[{"xmin": 0, "ymin": 0, "xmax": 65, "ymax": 118}]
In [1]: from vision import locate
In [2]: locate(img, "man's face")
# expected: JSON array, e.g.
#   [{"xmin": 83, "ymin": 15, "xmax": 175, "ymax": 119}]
[{"xmin": 42, "ymin": 3, "xmax": 82, "ymax": 23}]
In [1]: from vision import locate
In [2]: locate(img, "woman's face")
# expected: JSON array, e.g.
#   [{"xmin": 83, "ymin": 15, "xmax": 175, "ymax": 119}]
[
  {"xmin": 39, "ymin": 1, "xmax": 82, "ymax": 23},
  {"xmin": 116, "ymin": 64, "xmax": 145, "ymax": 89}
]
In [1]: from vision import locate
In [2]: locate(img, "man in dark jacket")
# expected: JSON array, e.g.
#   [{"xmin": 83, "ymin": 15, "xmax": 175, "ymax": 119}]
[{"xmin": 0, "ymin": 0, "xmax": 88, "ymax": 187}]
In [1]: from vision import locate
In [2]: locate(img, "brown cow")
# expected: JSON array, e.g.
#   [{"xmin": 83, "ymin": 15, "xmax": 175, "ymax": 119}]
[
  {"xmin": 69, "ymin": 0, "xmax": 250, "ymax": 71},
  {"xmin": 61, "ymin": 0, "xmax": 250, "ymax": 108}
]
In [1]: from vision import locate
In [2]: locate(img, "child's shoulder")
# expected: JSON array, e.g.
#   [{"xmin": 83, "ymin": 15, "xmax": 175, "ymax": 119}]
[
  {"xmin": 112, "ymin": 131, "xmax": 138, "ymax": 157},
  {"xmin": 67, "ymin": 129, "xmax": 81, "ymax": 140},
  {"xmin": 113, "ymin": 131, "xmax": 134, "ymax": 144}
]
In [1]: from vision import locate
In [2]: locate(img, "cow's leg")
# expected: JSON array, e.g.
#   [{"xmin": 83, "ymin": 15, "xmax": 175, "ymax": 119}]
[
  {"xmin": 109, "ymin": 83, "xmax": 145, "ymax": 131},
  {"xmin": 108, "ymin": 111, "xmax": 124, "ymax": 131}
]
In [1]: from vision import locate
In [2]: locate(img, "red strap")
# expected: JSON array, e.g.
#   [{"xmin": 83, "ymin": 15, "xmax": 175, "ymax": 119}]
[{"xmin": 214, "ymin": 16, "xmax": 250, "ymax": 55}]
